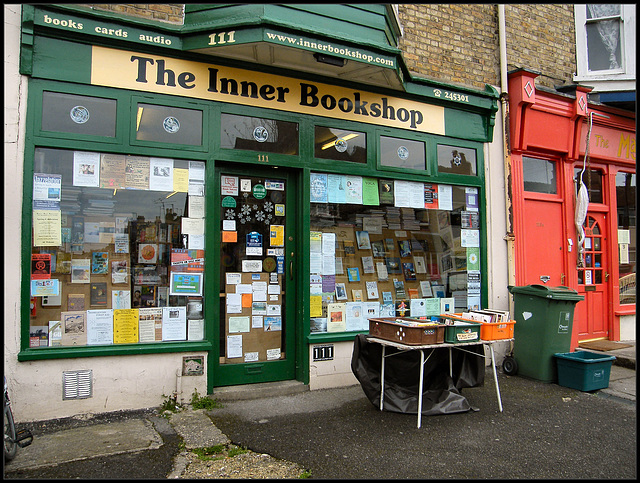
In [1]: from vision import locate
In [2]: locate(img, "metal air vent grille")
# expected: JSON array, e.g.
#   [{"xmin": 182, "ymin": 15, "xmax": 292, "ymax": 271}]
[{"xmin": 62, "ymin": 370, "xmax": 93, "ymax": 400}]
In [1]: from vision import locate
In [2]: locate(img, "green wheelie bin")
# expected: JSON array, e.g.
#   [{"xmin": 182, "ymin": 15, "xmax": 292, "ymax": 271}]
[{"xmin": 506, "ymin": 285, "xmax": 584, "ymax": 382}]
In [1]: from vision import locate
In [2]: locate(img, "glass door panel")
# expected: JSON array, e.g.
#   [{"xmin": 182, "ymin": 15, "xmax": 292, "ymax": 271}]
[{"xmin": 218, "ymin": 172, "xmax": 289, "ymax": 366}]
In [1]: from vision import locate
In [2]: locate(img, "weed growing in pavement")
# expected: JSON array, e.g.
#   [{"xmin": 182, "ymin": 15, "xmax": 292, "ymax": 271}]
[
  {"xmin": 192, "ymin": 444, "xmax": 227, "ymax": 461},
  {"xmin": 190, "ymin": 389, "xmax": 223, "ymax": 410},
  {"xmin": 159, "ymin": 392, "xmax": 184, "ymax": 415},
  {"xmin": 227, "ymin": 445, "xmax": 249, "ymax": 457},
  {"xmin": 298, "ymin": 470, "xmax": 312, "ymax": 478}
]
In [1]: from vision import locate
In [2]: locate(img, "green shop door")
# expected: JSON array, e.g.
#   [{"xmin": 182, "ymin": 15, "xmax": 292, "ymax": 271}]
[{"xmin": 213, "ymin": 165, "xmax": 298, "ymax": 386}]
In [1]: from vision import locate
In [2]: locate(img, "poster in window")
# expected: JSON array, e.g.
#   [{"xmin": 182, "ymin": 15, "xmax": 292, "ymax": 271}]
[
  {"xmin": 149, "ymin": 157, "xmax": 174, "ymax": 191},
  {"xmin": 60, "ymin": 311, "xmax": 87, "ymax": 346},
  {"xmin": 310, "ymin": 172, "xmax": 328, "ymax": 203},
  {"xmin": 99, "ymin": 153, "xmax": 126, "ymax": 189},
  {"xmin": 33, "ymin": 173, "xmax": 61, "ymax": 210},
  {"xmin": 91, "ymin": 251, "xmax": 109, "ymax": 274},
  {"xmin": 33, "ymin": 210, "xmax": 62, "ymax": 247},
  {"xmin": 73, "ymin": 151, "xmax": 100, "ymax": 187},
  {"xmin": 327, "ymin": 303, "xmax": 346, "ymax": 332},
  {"xmin": 125, "ymin": 156, "xmax": 150, "ymax": 190},
  {"xmin": 170, "ymin": 272, "xmax": 203, "ymax": 296},
  {"xmin": 113, "ymin": 309, "xmax": 139, "ymax": 344},
  {"xmin": 31, "ymin": 253, "xmax": 52, "ymax": 280},
  {"xmin": 86, "ymin": 309, "xmax": 114, "ymax": 345},
  {"xmin": 138, "ymin": 244, "xmax": 158, "ymax": 264},
  {"xmin": 162, "ymin": 306, "xmax": 187, "ymax": 341},
  {"xmin": 221, "ymin": 175, "xmax": 239, "ymax": 196}
]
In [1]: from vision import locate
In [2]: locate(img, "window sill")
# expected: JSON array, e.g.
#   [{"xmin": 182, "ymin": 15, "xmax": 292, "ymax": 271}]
[
  {"xmin": 307, "ymin": 331, "xmax": 366, "ymax": 344},
  {"xmin": 615, "ymin": 306, "xmax": 636, "ymax": 317},
  {"xmin": 18, "ymin": 340, "xmax": 212, "ymax": 361}
]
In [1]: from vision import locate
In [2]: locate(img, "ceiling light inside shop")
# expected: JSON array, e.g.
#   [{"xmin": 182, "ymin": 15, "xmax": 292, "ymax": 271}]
[
  {"xmin": 136, "ymin": 106, "xmax": 144, "ymax": 131},
  {"xmin": 321, "ymin": 133, "xmax": 359, "ymax": 150}
]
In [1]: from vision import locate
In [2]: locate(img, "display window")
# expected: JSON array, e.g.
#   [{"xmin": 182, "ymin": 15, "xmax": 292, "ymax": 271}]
[
  {"xmin": 615, "ymin": 172, "xmax": 636, "ymax": 305},
  {"xmin": 309, "ymin": 172, "xmax": 482, "ymax": 334},
  {"xmin": 28, "ymin": 147, "xmax": 207, "ymax": 348}
]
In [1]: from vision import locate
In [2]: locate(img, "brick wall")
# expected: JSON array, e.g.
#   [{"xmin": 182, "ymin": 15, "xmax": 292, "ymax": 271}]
[
  {"xmin": 502, "ymin": 4, "xmax": 576, "ymax": 89},
  {"xmin": 397, "ymin": 4, "xmax": 499, "ymax": 90},
  {"xmin": 77, "ymin": 4, "xmax": 184, "ymax": 24},
  {"xmin": 397, "ymin": 3, "xmax": 577, "ymax": 91}
]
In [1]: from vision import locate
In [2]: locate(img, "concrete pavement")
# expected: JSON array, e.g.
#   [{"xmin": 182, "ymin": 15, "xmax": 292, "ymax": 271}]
[{"xmin": 4, "ymin": 341, "xmax": 635, "ymax": 479}]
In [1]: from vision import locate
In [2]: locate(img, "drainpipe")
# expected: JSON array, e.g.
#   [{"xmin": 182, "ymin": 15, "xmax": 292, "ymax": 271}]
[
  {"xmin": 176, "ymin": 368, "xmax": 183, "ymax": 404},
  {"xmin": 498, "ymin": 5, "xmax": 516, "ymax": 293}
]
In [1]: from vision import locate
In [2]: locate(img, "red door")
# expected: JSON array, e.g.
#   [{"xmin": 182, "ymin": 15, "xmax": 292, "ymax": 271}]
[
  {"xmin": 521, "ymin": 199, "xmax": 566, "ymax": 286},
  {"xmin": 574, "ymin": 213, "xmax": 610, "ymax": 341}
]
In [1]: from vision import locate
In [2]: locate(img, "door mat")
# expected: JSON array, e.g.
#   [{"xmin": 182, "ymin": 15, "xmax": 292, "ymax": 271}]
[{"xmin": 578, "ymin": 340, "xmax": 632, "ymax": 351}]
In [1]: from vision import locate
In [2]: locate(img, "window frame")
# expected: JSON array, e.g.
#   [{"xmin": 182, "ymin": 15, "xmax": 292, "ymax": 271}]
[
  {"xmin": 32, "ymin": 80, "xmax": 126, "ymax": 147},
  {"xmin": 613, "ymin": 168, "xmax": 636, "ymax": 311}
]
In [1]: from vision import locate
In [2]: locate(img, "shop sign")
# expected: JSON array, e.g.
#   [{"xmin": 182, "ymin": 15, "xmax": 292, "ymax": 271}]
[
  {"xmin": 91, "ymin": 46, "xmax": 445, "ymax": 135},
  {"xmin": 38, "ymin": 12, "xmax": 181, "ymax": 47},
  {"xmin": 579, "ymin": 123, "xmax": 636, "ymax": 163}
]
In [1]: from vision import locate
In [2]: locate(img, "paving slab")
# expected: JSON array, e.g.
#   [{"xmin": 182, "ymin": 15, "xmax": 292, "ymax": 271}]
[
  {"xmin": 169, "ymin": 409, "xmax": 229, "ymax": 449},
  {"xmin": 7, "ymin": 418, "xmax": 162, "ymax": 471}
]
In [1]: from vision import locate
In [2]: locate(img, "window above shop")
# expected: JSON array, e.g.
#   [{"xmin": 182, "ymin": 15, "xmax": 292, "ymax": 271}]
[
  {"xmin": 314, "ymin": 127, "xmax": 366, "ymax": 163},
  {"xmin": 573, "ymin": 4, "xmax": 636, "ymax": 111},
  {"xmin": 379, "ymin": 136, "xmax": 426, "ymax": 171},
  {"xmin": 220, "ymin": 113, "xmax": 299, "ymax": 155},
  {"xmin": 135, "ymin": 103, "xmax": 203, "ymax": 146},
  {"xmin": 42, "ymin": 92, "xmax": 117, "ymax": 138},
  {"xmin": 437, "ymin": 145, "xmax": 477, "ymax": 176}
]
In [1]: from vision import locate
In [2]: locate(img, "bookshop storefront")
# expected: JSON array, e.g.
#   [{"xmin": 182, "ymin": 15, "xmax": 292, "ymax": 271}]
[{"xmin": 7, "ymin": 5, "xmax": 500, "ymax": 420}]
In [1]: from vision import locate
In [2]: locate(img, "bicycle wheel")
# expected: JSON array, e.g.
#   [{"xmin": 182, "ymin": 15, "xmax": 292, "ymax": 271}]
[{"xmin": 4, "ymin": 398, "xmax": 18, "ymax": 461}]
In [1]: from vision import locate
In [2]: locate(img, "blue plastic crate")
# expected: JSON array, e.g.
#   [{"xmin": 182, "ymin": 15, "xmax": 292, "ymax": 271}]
[{"xmin": 554, "ymin": 351, "xmax": 616, "ymax": 391}]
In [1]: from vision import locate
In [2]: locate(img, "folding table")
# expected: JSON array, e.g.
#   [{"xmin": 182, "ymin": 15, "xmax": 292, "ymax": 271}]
[{"xmin": 367, "ymin": 336, "xmax": 512, "ymax": 428}]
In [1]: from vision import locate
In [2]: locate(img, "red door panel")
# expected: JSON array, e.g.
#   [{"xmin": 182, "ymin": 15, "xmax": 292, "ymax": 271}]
[{"xmin": 522, "ymin": 199, "xmax": 565, "ymax": 286}]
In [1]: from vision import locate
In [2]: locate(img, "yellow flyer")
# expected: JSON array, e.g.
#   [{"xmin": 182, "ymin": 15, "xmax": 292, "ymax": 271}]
[
  {"xmin": 310, "ymin": 295, "xmax": 323, "ymax": 317},
  {"xmin": 173, "ymin": 168, "xmax": 189, "ymax": 192},
  {"xmin": 113, "ymin": 308, "xmax": 139, "ymax": 344},
  {"xmin": 270, "ymin": 225, "xmax": 284, "ymax": 247}
]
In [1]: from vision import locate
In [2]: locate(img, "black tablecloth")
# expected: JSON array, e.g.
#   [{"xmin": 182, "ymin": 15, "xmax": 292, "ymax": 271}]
[{"xmin": 351, "ymin": 334, "xmax": 485, "ymax": 416}]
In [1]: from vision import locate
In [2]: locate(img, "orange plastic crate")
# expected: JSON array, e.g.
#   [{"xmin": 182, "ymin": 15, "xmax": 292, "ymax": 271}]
[{"xmin": 479, "ymin": 320, "xmax": 515, "ymax": 340}]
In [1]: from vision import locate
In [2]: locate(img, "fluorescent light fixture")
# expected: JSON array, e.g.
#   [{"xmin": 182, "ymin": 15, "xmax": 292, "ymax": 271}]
[
  {"xmin": 136, "ymin": 106, "xmax": 143, "ymax": 131},
  {"xmin": 321, "ymin": 133, "xmax": 359, "ymax": 150}
]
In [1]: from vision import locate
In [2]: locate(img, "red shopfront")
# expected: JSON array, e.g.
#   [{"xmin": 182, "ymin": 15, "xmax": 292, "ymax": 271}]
[{"xmin": 508, "ymin": 69, "xmax": 636, "ymax": 350}]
